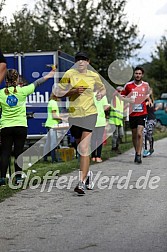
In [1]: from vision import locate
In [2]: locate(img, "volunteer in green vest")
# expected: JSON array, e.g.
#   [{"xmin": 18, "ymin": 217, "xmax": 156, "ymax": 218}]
[
  {"xmin": 91, "ymin": 94, "xmax": 110, "ymax": 163},
  {"xmin": 109, "ymin": 86, "xmax": 124, "ymax": 154},
  {"xmin": 43, "ymin": 93, "xmax": 62, "ymax": 163}
]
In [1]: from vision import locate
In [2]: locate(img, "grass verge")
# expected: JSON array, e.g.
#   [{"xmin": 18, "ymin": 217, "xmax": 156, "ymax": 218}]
[{"xmin": 0, "ymin": 129, "xmax": 167, "ymax": 202}]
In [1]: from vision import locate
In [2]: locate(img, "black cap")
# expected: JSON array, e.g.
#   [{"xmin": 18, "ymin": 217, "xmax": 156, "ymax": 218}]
[{"xmin": 75, "ymin": 51, "xmax": 89, "ymax": 61}]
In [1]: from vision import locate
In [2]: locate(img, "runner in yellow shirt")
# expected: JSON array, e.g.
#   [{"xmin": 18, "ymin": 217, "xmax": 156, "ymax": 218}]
[{"xmin": 54, "ymin": 51, "xmax": 106, "ymax": 194}]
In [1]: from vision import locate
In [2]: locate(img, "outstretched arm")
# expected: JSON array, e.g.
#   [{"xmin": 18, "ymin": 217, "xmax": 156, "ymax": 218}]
[
  {"xmin": 0, "ymin": 63, "xmax": 7, "ymax": 84},
  {"xmin": 33, "ymin": 67, "xmax": 56, "ymax": 87},
  {"xmin": 0, "ymin": 51, "xmax": 7, "ymax": 84}
]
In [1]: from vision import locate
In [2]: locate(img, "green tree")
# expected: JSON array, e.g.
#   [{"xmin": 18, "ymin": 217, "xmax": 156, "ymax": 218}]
[
  {"xmin": 37, "ymin": 0, "xmax": 142, "ymax": 78},
  {"xmin": 0, "ymin": 0, "xmax": 10, "ymax": 49},
  {"xmin": 1, "ymin": 0, "xmax": 142, "ymax": 81},
  {"xmin": 0, "ymin": 5, "xmax": 60, "ymax": 53},
  {"xmin": 94, "ymin": 0, "xmax": 142, "ymax": 77},
  {"xmin": 146, "ymin": 36, "xmax": 167, "ymax": 98},
  {"xmin": 38, "ymin": 0, "xmax": 100, "ymax": 54}
]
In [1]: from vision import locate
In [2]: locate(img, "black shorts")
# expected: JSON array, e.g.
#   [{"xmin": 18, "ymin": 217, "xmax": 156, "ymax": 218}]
[
  {"xmin": 69, "ymin": 114, "xmax": 97, "ymax": 139},
  {"xmin": 129, "ymin": 115, "xmax": 147, "ymax": 129}
]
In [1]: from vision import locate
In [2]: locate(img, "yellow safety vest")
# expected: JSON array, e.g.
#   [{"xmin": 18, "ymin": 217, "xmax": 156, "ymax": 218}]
[{"xmin": 109, "ymin": 96, "xmax": 124, "ymax": 126}]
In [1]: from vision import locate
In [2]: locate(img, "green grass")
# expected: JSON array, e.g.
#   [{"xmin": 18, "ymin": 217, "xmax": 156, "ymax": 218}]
[{"xmin": 0, "ymin": 129, "xmax": 167, "ymax": 202}]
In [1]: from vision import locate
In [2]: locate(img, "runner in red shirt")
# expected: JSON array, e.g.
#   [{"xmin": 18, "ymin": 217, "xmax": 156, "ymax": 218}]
[{"xmin": 122, "ymin": 66, "xmax": 150, "ymax": 164}]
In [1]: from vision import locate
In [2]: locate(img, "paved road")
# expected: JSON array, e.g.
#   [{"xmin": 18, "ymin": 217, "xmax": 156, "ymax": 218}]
[{"xmin": 0, "ymin": 138, "xmax": 167, "ymax": 252}]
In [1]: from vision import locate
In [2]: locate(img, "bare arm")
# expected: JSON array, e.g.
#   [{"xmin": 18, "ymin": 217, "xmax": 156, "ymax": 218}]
[
  {"xmin": 55, "ymin": 86, "xmax": 87, "ymax": 98},
  {"xmin": 95, "ymin": 86, "xmax": 106, "ymax": 101},
  {"xmin": 52, "ymin": 110, "xmax": 62, "ymax": 122},
  {"xmin": 33, "ymin": 69, "xmax": 56, "ymax": 87},
  {"xmin": 0, "ymin": 62, "xmax": 7, "ymax": 84}
]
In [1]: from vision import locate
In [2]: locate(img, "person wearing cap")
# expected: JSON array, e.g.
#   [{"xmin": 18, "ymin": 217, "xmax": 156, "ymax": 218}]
[
  {"xmin": 0, "ymin": 49, "xmax": 7, "ymax": 84},
  {"xmin": 54, "ymin": 51, "xmax": 106, "ymax": 194},
  {"xmin": 109, "ymin": 86, "xmax": 124, "ymax": 154}
]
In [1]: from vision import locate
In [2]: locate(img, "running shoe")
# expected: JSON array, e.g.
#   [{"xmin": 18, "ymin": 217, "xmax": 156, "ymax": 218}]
[
  {"xmin": 74, "ymin": 181, "xmax": 85, "ymax": 194},
  {"xmin": 96, "ymin": 157, "xmax": 103, "ymax": 163},
  {"xmin": 143, "ymin": 149, "xmax": 150, "ymax": 158},
  {"xmin": 136, "ymin": 154, "xmax": 142, "ymax": 164},
  {"xmin": 85, "ymin": 171, "xmax": 94, "ymax": 190},
  {"xmin": 134, "ymin": 153, "xmax": 137, "ymax": 163},
  {"xmin": 0, "ymin": 178, "xmax": 6, "ymax": 186},
  {"xmin": 15, "ymin": 175, "xmax": 24, "ymax": 186},
  {"xmin": 149, "ymin": 149, "xmax": 154, "ymax": 155}
]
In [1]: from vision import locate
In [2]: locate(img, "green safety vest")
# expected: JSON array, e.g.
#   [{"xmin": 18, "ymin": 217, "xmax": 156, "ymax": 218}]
[{"xmin": 109, "ymin": 96, "xmax": 124, "ymax": 126}]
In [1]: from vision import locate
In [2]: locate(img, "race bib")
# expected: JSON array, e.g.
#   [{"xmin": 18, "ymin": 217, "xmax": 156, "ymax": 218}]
[{"xmin": 132, "ymin": 104, "xmax": 143, "ymax": 112}]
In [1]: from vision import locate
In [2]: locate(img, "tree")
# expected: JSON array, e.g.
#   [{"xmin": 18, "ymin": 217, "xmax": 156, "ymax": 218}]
[
  {"xmin": 1, "ymin": 0, "xmax": 142, "ymax": 81},
  {"xmin": 94, "ymin": 0, "xmax": 142, "ymax": 77},
  {"xmin": 146, "ymin": 36, "xmax": 167, "ymax": 98},
  {"xmin": 37, "ymin": 0, "xmax": 142, "ymax": 79},
  {"xmin": 0, "ymin": 0, "xmax": 9, "ymax": 49},
  {"xmin": 0, "ymin": 5, "xmax": 60, "ymax": 53}
]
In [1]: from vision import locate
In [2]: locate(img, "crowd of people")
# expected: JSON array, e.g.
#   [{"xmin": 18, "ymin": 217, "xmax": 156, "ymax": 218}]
[{"xmin": 0, "ymin": 49, "xmax": 156, "ymax": 194}]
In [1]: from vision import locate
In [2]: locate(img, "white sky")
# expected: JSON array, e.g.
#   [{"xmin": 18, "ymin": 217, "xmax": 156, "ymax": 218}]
[
  {"xmin": 124, "ymin": 0, "xmax": 167, "ymax": 63},
  {"xmin": 1, "ymin": 0, "xmax": 167, "ymax": 63}
]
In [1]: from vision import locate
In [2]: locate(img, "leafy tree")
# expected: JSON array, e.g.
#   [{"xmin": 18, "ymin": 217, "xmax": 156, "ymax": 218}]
[
  {"xmin": 0, "ymin": 5, "xmax": 60, "ymax": 53},
  {"xmin": 37, "ymin": 0, "xmax": 100, "ymax": 54},
  {"xmin": 94, "ymin": 0, "xmax": 142, "ymax": 77},
  {"xmin": 146, "ymin": 36, "xmax": 167, "ymax": 98},
  {"xmin": 0, "ymin": 0, "xmax": 9, "ymax": 49},
  {"xmin": 37, "ymin": 0, "xmax": 142, "ymax": 79},
  {"xmin": 1, "ymin": 0, "xmax": 142, "ymax": 81}
]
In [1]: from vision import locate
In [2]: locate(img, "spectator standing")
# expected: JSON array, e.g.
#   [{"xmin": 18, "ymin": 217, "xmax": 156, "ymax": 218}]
[
  {"xmin": 0, "ymin": 68, "xmax": 56, "ymax": 186},
  {"xmin": 43, "ymin": 93, "xmax": 62, "ymax": 163},
  {"xmin": 91, "ymin": 94, "xmax": 109, "ymax": 162},
  {"xmin": 109, "ymin": 86, "xmax": 124, "ymax": 154}
]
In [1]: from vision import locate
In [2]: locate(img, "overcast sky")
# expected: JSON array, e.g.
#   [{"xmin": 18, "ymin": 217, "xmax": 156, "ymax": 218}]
[
  {"xmin": 1, "ymin": 0, "xmax": 167, "ymax": 63},
  {"xmin": 124, "ymin": 0, "xmax": 167, "ymax": 63}
]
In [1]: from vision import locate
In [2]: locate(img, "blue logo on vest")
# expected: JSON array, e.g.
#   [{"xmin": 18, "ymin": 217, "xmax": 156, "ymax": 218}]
[{"xmin": 6, "ymin": 95, "xmax": 18, "ymax": 107}]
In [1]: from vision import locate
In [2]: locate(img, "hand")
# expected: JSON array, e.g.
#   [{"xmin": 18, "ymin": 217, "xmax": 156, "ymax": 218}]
[
  {"xmin": 60, "ymin": 113, "xmax": 69, "ymax": 122},
  {"xmin": 45, "ymin": 67, "xmax": 56, "ymax": 80},
  {"xmin": 148, "ymin": 100, "xmax": 153, "ymax": 107},
  {"xmin": 75, "ymin": 86, "xmax": 85, "ymax": 95},
  {"xmin": 58, "ymin": 118, "xmax": 63, "ymax": 124},
  {"xmin": 96, "ymin": 92, "xmax": 102, "ymax": 101},
  {"xmin": 129, "ymin": 97, "xmax": 135, "ymax": 103}
]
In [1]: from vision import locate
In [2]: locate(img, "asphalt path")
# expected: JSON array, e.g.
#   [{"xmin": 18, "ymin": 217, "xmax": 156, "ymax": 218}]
[{"xmin": 0, "ymin": 138, "xmax": 167, "ymax": 252}]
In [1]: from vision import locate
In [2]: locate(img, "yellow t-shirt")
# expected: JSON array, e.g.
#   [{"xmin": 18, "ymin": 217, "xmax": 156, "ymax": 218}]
[{"xmin": 59, "ymin": 69, "xmax": 104, "ymax": 117}]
